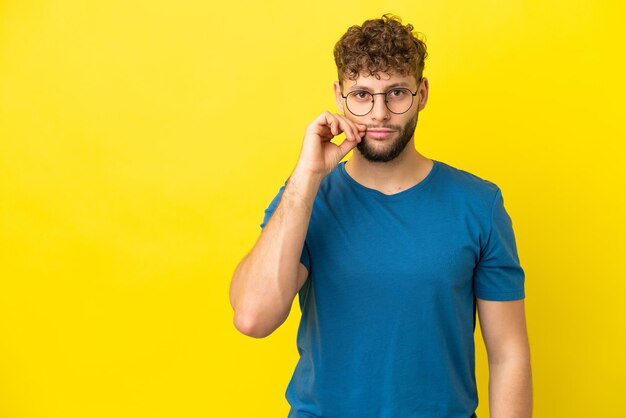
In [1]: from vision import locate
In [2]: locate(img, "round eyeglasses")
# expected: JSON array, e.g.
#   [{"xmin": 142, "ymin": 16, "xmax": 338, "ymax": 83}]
[{"xmin": 341, "ymin": 87, "xmax": 418, "ymax": 116}]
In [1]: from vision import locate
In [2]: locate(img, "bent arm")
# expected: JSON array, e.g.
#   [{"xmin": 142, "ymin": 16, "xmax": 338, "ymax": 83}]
[
  {"xmin": 477, "ymin": 298, "xmax": 533, "ymax": 418},
  {"xmin": 229, "ymin": 167, "xmax": 321, "ymax": 338}
]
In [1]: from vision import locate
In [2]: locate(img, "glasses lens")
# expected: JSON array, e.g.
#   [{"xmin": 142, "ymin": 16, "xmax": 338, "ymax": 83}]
[
  {"xmin": 346, "ymin": 91, "xmax": 373, "ymax": 116},
  {"xmin": 385, "ymin": 88, "xmax": 414, "ymax": 114}
]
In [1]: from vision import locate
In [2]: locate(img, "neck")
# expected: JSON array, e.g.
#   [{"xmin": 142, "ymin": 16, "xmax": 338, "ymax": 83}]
[{"xmin": 344, "ymin": 142, "xmax": 433, "ymax": 195}]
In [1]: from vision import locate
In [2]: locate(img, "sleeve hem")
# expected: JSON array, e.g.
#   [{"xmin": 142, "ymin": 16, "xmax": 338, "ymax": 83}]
[{"xmin": 475, "ymin": 289, "xmax": 525, "ymax": 301}]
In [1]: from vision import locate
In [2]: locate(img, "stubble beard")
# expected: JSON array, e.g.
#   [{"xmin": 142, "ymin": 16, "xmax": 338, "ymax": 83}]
[{"xmin": 356, "ymin": 111, "xmax": 419, "ymax": 163}]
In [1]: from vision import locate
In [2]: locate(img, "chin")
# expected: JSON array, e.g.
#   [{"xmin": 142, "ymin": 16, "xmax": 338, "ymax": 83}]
[{"xmin": 357, "ymin": 137, "xmax": 408, "ymax": 163}]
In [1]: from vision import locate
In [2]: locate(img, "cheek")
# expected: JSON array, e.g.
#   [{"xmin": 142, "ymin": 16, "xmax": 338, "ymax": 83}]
[{"xmin": 344, "ymin": 114, "xmax": 365, "ymax": 125}]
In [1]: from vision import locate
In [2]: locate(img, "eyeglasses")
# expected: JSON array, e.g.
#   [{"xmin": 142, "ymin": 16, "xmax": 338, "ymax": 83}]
[{"xmin": 341, "ymin": 86, "xmax": 419, "ymax": 116}]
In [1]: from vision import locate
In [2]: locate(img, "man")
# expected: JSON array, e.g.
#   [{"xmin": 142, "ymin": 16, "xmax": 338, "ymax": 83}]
[{"xmin": 230, "ymin": 14, "xmax": 532, "ymax": 418}]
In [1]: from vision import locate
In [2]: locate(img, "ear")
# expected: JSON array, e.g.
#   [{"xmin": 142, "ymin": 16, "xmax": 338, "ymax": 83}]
[
  {"xmin": 417, "ymin": 77, "xmax": 429, "ymax": 112},
  {"xmin": 333, "ymin": 81, "xmax": 345, "ymax": 113}
]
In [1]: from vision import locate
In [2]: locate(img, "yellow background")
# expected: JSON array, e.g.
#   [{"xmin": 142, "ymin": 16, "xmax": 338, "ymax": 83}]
[{"xmin": 1, "ymin": 1, "xmax": 624, "ymax": 417}]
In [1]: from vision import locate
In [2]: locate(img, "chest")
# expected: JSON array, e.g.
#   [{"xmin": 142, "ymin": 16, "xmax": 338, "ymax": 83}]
[{"xmin": 306, "ymin": 198, "xmax": 481, "ymax": 305}]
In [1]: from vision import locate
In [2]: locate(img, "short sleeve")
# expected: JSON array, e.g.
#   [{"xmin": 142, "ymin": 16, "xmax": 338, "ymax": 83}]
[
  {"xmin": 259, "ymin": 180, "xmax": 311, "ymax": 273},
  {"xmin": 473, "ymin": 188, "xmax": 525, "ymax": 301}
]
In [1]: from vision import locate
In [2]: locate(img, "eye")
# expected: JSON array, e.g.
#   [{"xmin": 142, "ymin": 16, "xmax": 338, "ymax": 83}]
[
  {"xmin": 351, "ymin": 91, "xmax": 371, "ymax": 101},
  {"xmin": 389, "ymin": 89, "xmax": 406, "ymax": 97}
]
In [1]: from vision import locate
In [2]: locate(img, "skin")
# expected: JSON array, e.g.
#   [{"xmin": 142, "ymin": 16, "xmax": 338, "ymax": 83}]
[{"xmin": 477, "ymin": 298, "xmax": 533, "ymax": 417}]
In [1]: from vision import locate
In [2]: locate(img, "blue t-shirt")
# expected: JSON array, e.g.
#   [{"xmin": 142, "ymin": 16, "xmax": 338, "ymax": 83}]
[{"xmin": 260, "ymin": 159, "xmax": 525, "ymax": 418}]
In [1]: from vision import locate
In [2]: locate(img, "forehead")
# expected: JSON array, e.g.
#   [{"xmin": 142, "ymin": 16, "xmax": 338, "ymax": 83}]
[{"xmin": 342, "ymin": 72, "xmax": 417, "ymax": 90}]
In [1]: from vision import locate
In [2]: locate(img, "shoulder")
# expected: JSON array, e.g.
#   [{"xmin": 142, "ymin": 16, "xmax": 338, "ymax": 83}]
[
  {"xmin": 436, "ymin": 160, "xmax": 501, "ymax": 202},
  {"xmin": 433, "ymin": 160, "xmax": 504, "ymax": 222}
]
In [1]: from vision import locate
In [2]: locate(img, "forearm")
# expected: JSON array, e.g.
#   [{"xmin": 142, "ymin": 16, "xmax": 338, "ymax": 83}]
[
  {"xmin": 488, "ymin": 358, "xmax": 533, "ymax": 418},
  {"xmin": 230, "ymin": 167, "xmax": 322, "ymax": 337}
]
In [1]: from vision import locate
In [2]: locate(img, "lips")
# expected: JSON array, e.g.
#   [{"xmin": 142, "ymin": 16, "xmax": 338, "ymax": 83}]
[{"xmin": 366, "ymin": 129, "xmax": 395, "ymax": 140}]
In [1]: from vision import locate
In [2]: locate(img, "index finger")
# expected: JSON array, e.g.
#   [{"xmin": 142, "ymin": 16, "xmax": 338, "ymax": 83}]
[{"xmin": 335, "ymin": 114, "xmax": 362, "ymax": 141}]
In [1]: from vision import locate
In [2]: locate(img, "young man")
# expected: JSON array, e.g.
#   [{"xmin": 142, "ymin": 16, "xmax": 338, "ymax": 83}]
[{"xmin": 230, "ymin": 14, "xmax": 532, "ymax": 418}]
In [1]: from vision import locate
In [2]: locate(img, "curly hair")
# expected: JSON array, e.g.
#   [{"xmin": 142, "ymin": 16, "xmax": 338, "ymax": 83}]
[{"xmin": 333, "ymin": 14, "xmax": 428, "ymax": 85}]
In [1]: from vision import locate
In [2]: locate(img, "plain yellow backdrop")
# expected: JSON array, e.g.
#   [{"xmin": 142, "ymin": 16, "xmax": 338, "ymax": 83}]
[{"xmin": 1, "ymin": 1, "xmax": 624, "ymax": 417}]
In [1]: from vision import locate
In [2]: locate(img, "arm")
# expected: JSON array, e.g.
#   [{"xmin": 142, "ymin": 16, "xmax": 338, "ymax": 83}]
[
  {"xmin": 229, "ymin": 111, "xmax": 366, "ymax": 338},
  {"xmin": 476, "ymin": 298, "xmax": 533, "ymax": 418},
  {"xmin": 229, "ymin": 168, "xmax": 321, "ymax": 338}
]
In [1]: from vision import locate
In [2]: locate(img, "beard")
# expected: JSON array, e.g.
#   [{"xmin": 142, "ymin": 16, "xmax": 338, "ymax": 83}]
[{"xmin": 355, "ymin": 111, "xmax": 419, "ymax": 163}]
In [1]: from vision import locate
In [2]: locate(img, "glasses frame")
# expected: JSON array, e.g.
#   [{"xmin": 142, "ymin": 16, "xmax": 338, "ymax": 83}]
[{"xmin": 340, "ymin": 82, "xmax": 420, "ymax": 117}]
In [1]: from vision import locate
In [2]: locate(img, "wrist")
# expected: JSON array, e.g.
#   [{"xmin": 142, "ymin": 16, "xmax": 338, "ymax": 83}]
[
  {"xmin": 292, "ymin": 164, "xmax": 325, "ymax": 185},
  {"xmin": 285, "ymin": 167, "xmax": 323, "ymax": 211}
]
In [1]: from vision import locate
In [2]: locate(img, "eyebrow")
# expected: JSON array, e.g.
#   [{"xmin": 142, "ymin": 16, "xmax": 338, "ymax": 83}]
[{"xmin": 348, "ymin": 82, "xmax": 413, "ymax": 91}]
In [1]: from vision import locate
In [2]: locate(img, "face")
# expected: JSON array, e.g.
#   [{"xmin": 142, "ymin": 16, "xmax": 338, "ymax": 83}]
[{"xmin": 334, "ymin": 72, "xmax": 428, "ymax": 163}]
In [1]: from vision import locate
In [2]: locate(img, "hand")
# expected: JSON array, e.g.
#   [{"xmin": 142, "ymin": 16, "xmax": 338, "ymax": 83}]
[{"xmin": 295, "ymin": 111, "xmax": 366, "ymax": 179}]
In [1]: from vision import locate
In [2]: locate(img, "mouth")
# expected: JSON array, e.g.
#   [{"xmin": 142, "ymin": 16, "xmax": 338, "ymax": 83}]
[{"xmin": 366, "ymin": 129, "xmax": 396, "ymax": 140}]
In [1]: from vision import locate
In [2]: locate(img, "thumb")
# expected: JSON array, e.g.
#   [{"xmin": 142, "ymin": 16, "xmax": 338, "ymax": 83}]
[{"xmin": 336, "ymin": 137, "xmax": 359, "ymax": 160}]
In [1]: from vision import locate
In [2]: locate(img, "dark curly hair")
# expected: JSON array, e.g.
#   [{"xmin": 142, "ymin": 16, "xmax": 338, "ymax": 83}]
[{"xmin": 333, "ymin": 14, "xmax": 428, "ymax": 86}]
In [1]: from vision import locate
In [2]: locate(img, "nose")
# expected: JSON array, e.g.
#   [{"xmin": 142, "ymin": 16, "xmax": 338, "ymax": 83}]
[{"xmin": 370, "ymin": 93, "xmax": 390, "ymax": 121}]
